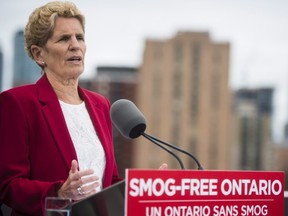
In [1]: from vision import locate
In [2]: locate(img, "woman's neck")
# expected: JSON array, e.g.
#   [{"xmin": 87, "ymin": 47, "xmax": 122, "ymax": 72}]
[{"xmin": 46, "ymin": 72, "xmax": 83, "ymax": 105}]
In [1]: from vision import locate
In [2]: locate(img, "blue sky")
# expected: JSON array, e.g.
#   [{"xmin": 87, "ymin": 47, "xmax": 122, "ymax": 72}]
[{"xmin": 1, "ymin": 0, "xmax": 288, "ymax": 141}]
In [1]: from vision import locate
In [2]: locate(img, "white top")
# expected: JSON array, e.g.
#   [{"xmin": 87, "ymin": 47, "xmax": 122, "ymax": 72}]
[{"xmin": 59, "ymin": 100, "xmax": 106, "ymax": 191}]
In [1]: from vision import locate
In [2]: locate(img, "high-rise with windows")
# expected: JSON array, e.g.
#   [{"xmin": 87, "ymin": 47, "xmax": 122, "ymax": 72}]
[
  {"xmin": 232, "ymin": 88, "xmax": 274, "ymax": 170},
  {"xmin": 13, "ymin": 30, "xmax": 40, "ymax": 86},
  {"xmin": 135, "ymin": 31, "xmax": 231, "ymax": 170}
]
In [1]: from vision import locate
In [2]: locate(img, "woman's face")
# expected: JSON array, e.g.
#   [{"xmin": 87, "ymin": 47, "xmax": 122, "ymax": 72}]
[{"xmin": 42, "ymin": 17, "xmax": 86, "ymax": 80}]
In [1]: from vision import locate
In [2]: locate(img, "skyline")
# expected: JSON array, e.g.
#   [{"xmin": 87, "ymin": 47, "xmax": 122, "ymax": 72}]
[{"xmin": 1, "ymin": 0, "xmax": 288, "ymax": 141}]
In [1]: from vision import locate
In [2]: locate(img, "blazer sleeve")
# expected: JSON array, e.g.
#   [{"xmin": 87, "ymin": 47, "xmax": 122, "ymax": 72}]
[{"xmin": 0, "ymin": 91, "xmax": 63, "ymax": 216}]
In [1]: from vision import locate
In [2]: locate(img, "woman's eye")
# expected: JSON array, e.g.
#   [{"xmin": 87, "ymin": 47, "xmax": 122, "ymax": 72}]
[
  {"xmin": 59, "ymin": 36, "xmax": 69, "ymax": 42},
  {"xmin": 77, "ymin": 36, "xmax": 84, "ymax": 41}
]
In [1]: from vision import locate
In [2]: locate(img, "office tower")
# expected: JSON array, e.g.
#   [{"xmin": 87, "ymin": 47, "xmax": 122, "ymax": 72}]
[
  {"xmin": 135, "ymin": 31, "xmax": 231, "ymax": 170},
  {"xmin": 79, "ymin": 66, "xmax": 138, "ymax": 177},
  {"xmin": 13, "ymin": 30, "xmax": 40, "ymax": 86},
  {"xmin": 0, "ymin": 46, "xmax": 3, "ymax": 91},
  {"xmin": 95, "ymin": 66, "xmax": 138, "ymax": 103},
  {"xmin": 272, "ymin": 144, "xmax": 288, "ymax": 171},
  {"xmin": 284, "ymin": 123, "xmax": 288, "ymax": 142},
  {"xmin": 232, "ymin": 88, "xmax": 274, "ymax": 170}
]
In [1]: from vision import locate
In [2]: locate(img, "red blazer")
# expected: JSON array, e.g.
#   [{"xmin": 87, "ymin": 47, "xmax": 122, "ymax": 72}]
[{"xmin": 0, "ymin": 75, "xmax": 122, "ymax": 215}]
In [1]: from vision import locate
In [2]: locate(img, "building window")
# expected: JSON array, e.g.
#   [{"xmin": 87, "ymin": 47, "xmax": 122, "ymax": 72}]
[{"xmin": 190, "ymin": 42, "xmax": 201, "ymax": 124}]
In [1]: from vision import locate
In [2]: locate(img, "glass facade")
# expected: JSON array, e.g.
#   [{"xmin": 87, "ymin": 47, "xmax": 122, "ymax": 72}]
[{"xmin": 13, "ymin": 30, "xmax": 41, "ymax": 86}]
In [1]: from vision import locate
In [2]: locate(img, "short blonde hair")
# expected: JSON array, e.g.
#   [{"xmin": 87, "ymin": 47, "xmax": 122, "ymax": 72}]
[{"xmin": 24, "ymin": 1, "xmax": 85, "ymax": 59}]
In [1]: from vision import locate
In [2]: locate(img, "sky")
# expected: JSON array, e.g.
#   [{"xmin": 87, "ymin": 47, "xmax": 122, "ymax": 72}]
[{"xmin": 1, "ymin": 0, "xmax": 288, "ymax": 141}]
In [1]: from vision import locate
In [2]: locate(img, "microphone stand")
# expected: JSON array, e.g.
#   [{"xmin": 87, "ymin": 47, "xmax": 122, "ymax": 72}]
[
  {"xmin": 141, "ymin": 132, "xmax": 185, "ymax": 170},
  {"xmin": 142, "ymin": 132, "xmax": 204, "ymax": 170}
]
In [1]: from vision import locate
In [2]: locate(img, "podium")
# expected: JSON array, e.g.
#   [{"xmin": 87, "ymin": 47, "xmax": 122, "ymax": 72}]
[
  {"xmin": 71, "ymin": 170, "xmax": 284, "ymax": 216},
  {"xmin": 71, "ymin": 180, "xmax": 125, "ymax": 216}
]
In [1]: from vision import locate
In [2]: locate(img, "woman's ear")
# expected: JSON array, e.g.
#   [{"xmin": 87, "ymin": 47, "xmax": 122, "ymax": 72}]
[{"xmin": 31, "ymin": 45, "xmax": 46, "ymax": 67}]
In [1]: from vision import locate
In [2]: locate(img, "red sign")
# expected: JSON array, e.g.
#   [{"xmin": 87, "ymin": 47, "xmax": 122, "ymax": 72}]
[{"xmin": 125, "ymin": 170, "xmax": 284, "ymax": 216}]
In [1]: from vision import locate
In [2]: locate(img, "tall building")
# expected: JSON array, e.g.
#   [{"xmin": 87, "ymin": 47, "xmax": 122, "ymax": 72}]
[
  {"xmin": 13, "ymin": 30, "xmax": 40, "ymax": 86},
  {"xmin": 79, "ymin": 66, "xmax": 138, "ymax": 177},
  {"xmin": 135, "ymin": 31, "xmax": 231, "ymax": 170},
  {"xmin": 232, "ymin": 88, "xmax": 274, "ymax": 170},
  {"xmin": 284, "ymin": 123, "xmax": 288, "ymax": 142},
  {"xmin": 0, "ymin": 45, "xmax": 3, "ymax": 91},
  {"xmin": 272, "ymin": 144, "xmax": 288, "ymax": 171}
]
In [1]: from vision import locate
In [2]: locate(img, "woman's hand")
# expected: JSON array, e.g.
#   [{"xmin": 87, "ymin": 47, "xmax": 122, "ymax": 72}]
[
  {"xmin": 57, "ymin": 160, "xmax": 99, "ymax": 200},
  {"xmin": 159, "ymin": 163, "xmax": 168, "ymax": 170}
]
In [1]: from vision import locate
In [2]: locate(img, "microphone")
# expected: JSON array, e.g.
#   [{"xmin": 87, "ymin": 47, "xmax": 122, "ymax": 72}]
[
  {"xmin": 110, "ymin": 99, "xmax": 185, "ymax": 169},
  {"xmin": 110, "ymin": 99, "xmax": 204, "ymax": 170},
  {"xmin": 110, "ymin": 99, "xmax": 146, "ymax": 139}
]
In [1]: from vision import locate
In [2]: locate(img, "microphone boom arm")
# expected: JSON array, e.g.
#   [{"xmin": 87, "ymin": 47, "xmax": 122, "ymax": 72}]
[
  {"xmin": 142, "ymin": 132, "xmax": 203, "ymax": 170},
  {"xmin": 141, "ymin": 132, "xmax": 185, "ymax": 170}
]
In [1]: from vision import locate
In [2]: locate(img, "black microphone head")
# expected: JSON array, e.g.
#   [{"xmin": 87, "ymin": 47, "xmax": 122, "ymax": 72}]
[{"xmin": 110, "ymin": 99, "xmax": 146, "ymax": 139}]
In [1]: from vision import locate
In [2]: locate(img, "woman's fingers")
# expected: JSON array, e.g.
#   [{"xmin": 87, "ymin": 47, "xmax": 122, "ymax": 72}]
[
  {"xmin": 159, "ymin": 163, "xmax": 168, "ymax": 170},
  {"xmin": 58, "ymin": 160, "xmax": 100, "ymax": 200},
  {"xmin": 70, "ymin": 160, "xmax": 78, "ymax": 174}
]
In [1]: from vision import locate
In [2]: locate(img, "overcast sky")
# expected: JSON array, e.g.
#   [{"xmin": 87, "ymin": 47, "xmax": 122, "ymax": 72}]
[{"xmin": 1, "ymin": 0, "xmax": 288, "ymax": 141}]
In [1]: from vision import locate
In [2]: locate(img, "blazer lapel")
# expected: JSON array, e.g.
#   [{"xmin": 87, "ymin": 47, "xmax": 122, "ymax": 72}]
[
  {"xmin": 36, "ymin": 75, "xmax": 78, "ymax": 170},
  {"xmin": 79, "ymin": 88, "xmax": 113, "ymax": 174}
]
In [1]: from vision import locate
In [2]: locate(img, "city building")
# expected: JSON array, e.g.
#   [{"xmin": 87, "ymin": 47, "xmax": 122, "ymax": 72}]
[
  {"xmin": 79, "ymin": 66, "xmax": 138, "ymax": 177},
  {"xmin": 272, "ymin": 144, "xmax": 288, "ymax": 171},
  {"xmin": 271, "ymin": 143, "xmax": 288, "ymax": 190},
  {"xmin": 135, "ymin": 31, "xmax": 231, "ymax": 170},
  {"xmin": 232, "ymin": 88, "xmax": 274, "ymax": 170},
  {"xmin": 13, "ymin": 30, "xmax": 40, "ymax": 86},
  {"xmin": 0, "ymin": 45, "xmax": 3, "ymax": 91},
  {"xmin": 284, "ymin": 123, "xmax": 288, "ymax": 142}
]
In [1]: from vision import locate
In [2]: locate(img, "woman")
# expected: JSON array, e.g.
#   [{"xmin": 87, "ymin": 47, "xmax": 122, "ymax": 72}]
[{"xmin": 0, "ymin": 2, "xmax": 122, "ymax": 215}]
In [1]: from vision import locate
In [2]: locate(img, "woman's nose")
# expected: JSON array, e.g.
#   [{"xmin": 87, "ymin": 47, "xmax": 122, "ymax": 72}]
[{"xmin": 69, "ymin": 36, "xmax": 80, "ymax": 50}]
